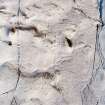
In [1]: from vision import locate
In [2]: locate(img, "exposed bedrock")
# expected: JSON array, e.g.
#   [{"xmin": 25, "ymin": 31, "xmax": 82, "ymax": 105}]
[
  {"xmin": 82, "ymin": 0, "xmax": 105, "ymax": 105},
  {"xmin": 0, "ymin": 0, "xmax": 100, "ymax": 105}
]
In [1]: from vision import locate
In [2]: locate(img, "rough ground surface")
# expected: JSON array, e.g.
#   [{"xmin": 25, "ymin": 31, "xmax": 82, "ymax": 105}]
[
  {"xmin": 0, "ymin": 0, "xmax": 100, "ymax": 105},
  {"xmin": 82, "ymin": 0, "xmax": 105, "ymax": 105}
]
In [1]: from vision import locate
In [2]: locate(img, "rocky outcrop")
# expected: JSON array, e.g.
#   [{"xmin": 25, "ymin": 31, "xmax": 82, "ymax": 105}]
[
  {"xmin": 0, "ymin": 0, "xmax": 100, "ymax": 105},
  {"xmin": 82, "ymin": 0, "xmax": 105, "ymax": 105}
]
